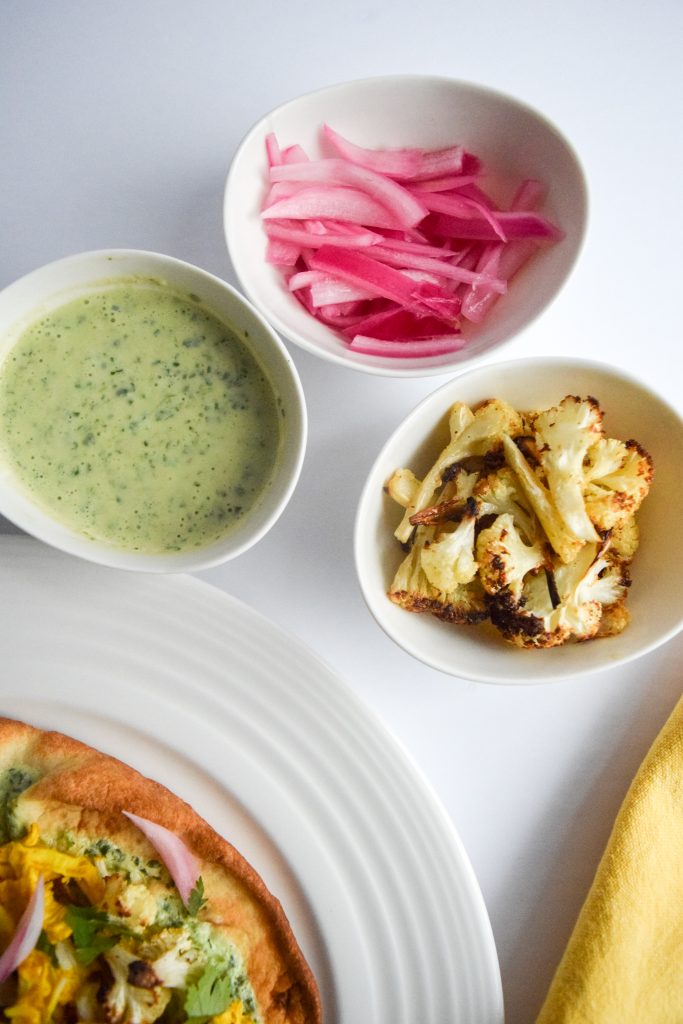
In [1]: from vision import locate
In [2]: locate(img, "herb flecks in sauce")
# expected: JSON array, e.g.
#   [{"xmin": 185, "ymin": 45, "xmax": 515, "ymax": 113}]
[
  {"xmin": 0, "ymin": 765, "xmax": 38, "ymax": 842},
  {"xmin": 0, "ymin": 282, "xmax": 282, "ymax": 553}
]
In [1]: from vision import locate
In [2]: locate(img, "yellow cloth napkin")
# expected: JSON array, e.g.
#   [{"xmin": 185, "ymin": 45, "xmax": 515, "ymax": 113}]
[{"xmin": 536, "ymin": 697, "xmax": 683, "ymax": 1024}]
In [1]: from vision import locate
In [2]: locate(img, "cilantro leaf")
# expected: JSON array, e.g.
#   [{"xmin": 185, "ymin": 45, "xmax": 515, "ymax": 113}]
[
  {"xmin": 187, "ymin": 876, "xmax": 208, "ymax": 917},
  {"xmin": 74, "ymin": 933, "xmax": 120, "ymax": 965},
  {"xmin": 184, "ymin": 963, "xmax": 233, "ymax": 1017},
  {"xmin": 65, "ymin": 904, "xmax": 136, "ymax": 965},
  {"xmin": 65, "ymin": 905, "xmax": 110, "ymax": 946}
]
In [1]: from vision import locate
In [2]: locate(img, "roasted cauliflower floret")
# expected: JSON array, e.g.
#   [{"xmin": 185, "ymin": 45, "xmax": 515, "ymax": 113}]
[
  {"xmin": 474, "ymin": 466, "xmax": 539, "ymax": 543},
  {"xmin": 534, "ymin": 395, "xmax": 604, "ymax": 543},
  {"xmin": 490, "ymin": 541, "xmax": 630, "ymax": 648},
  {"xmin": 420, "ymin": 504, "xmax": 478, "ymax": 591},
  {"xmin": 101, "ymin": 876, "xmax": 159, "ymax": 930},
  {"xmin": 75, "ymin": 945, "xmax": 171, "ymax": 1024},
  {"xmin": 584, "ymin": 438, "xmax": 654, "ymax": 530},
  {"xmin": 104, "ymin": 945, "xmax": 171, "ymax": 1024},
  {"xmin": 476, "ymin": 513, "xmax": 546, "ymax": 600},
  {"xmin": 596, "ymin": 600, "xmax": 631, "ymax": 637},
  {"xmin": 388, "ymin": 528, "xmax": 487, "ymax": 624},
  {"xmin": 489, "ymin": 568, "xmax": 568, "ymax": 648},
  {"xmin": 502, "ymin": 434, "xmax": 584, "ymax": 564},
  {"xmin": 608, "ymin": 515, "xmax": 639, "ymax": 561},
  {"xmin": 553, "ymin": 544, "xmax": 629, "ymax": 639},
  {"xmin": 394, "ymin": 398, "xmax": 523, "ymax": 543},
  {"xmin": 134, "ymin": 928, "xmax": 201, "ymax": 989},
  {"xmin": 384, "ymin": 467, "xmax": 420, "ymax": 509}
]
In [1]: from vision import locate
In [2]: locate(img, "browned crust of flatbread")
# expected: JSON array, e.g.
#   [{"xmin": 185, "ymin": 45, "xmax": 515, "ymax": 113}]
[{"xmin": 0, "ymin": 716, "xmax": 322, "ymax": 1024}]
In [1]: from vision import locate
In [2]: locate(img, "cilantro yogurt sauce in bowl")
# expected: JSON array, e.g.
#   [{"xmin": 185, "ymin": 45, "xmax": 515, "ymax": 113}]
[{"xmin": 0, "ymin": 250, "xmax": 306, "ymax": 571}]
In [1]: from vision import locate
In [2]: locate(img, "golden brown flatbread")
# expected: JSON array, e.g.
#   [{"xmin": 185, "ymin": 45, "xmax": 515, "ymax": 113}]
[{"xmin": 0, "ymin": 716, "xmax": 322, "ymax": 1024}]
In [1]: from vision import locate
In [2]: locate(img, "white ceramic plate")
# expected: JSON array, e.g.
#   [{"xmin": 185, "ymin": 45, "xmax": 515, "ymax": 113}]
[{"xmin": 0, "ymin": 537, "xmax": 503, "ymax": 1024}]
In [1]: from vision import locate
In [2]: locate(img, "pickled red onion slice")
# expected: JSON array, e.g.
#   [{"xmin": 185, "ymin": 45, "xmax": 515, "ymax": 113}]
[
  {"xmin": 310, "ymin": 279, "xmax": 376, "ymax": 307},
  {"xmin": 342, "ymin": 307, "xmax": 461, "ymax": 341},
  {"xmin": 511, "ymin": 178, "xmax": 545, "ymax": 210},
  {"xmin": 266, "ymin": 238, "xmax": 300, "ymax": 266},
  {"xmin": 281, "ymin": 143, "xmax": 309, "ymax": 164},
  {"xmin": 322, "ymin": 123, "xmax": 478, "ymax": 181},
  {"xmin": 264, "ymin": 132, "xmax": 282, "ymax": 168},
  {"xmin": 262, "ymin": 186, "xmax": 403, "ymax": 229},
  {"xmin": 461, "ymin": 178, "xmax": 548, "ymax": 323},
  {"xmin": 309, "ymin": 247, "xmax": 458, "ymax": 324},
  {"xmin": 375, "ymin": 237, "xmax": 455, "ymax": 258},
  {"xmin": 367, "ymin": 245, "xmax": 507, "ymax": 292},
  {"xmin": 123, "ymin": 811, "xmax": 199, "ymax": 907},
  {"xmin": 270, "ymin": 159, "xmax": 427, "ymax": 228},
  {"xmin": 265, "ymin": 222, "xmax": 380, "ymax": 248},
  {"xmin": 410, "ymin": 174, "xmax": 479, "ymax": 192},
  {"xmin": 0, "ymin": 875, "xmax": 44, "ymax": 983},
  {"xmin": 428, "ymin": 211, "xmax": 564, "ymax": 242},
  {"xmin": 349, "ymin": 335, "xmax": 465, "ymax": 357}
]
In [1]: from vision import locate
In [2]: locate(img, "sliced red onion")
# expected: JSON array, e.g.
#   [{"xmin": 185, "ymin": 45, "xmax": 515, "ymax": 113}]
[
  {"xmin": 309, "ymin": 246, "xmax": 461, "ymax": 323},
  {"xmin": 400, "ymin": 269, "xmax": 449, "ymax": 287},
  {"xmin": 376, "ymin": 237, "xmax": 454, "ymax": 259},
  {"xmin": 322, "ymin": 123, "xmax": 469, "ymax": 181},
  {"xmin": 288, "ymin": 270, "xmax": 326, "ymax": 291},
  {"xmin": 264, "ymin": 132, "xmax": 282, "ymax": 168},
  {"xmin": 0, "ymin": 875, "xmax": 45, "ymax": 983},
  {"xmin": 461, "ymin": 178, "xmax": 546, "ymax": 322},
  {"xmin": 417, "ymin": 192, "xmax": 507, "ymax": 240},
  {"xmin": 343, "ymin": 307, "xmax": 461, "ymax": 342},
  {"xmin": 270, "ymin": 158, "xmax": 428, "ymax": 228},
  {"xmin": 311, "ymin": 306, "xmax": 366, "ymax": 329},
  {"xmin": 410, "ymin": 174, "xmax": 479, "ymax": 193},
  {"xmin": 123, "ymin": 811, "xmax": 199, "ymax": 907},
  {"xmin": 262, "ymin": 185, "xmax": 402, "ymax": 230},
  {"xmin": 265, "ymin": 238, "xmax": 300, "ymax": 267},
  {"xmin": 262, "ymin": 180, "xmax": 314, "ymax": 208},
  {"xmin": 265, "ymin": 222, "xmax": 380, "ymax": 249},
  {"xmin": 310, "ymin": 279, "xmax": 375, "ymax": 307},
  {"xmin": 281, "ymin": 143, "xmax": 309, "ymax": 164},
  {"xmin": 511, "ymin": 178, "xmax": 545, "ymax": 210},
  {"xmin": 367, "ymin": 245, "xmax": 507, "ymax": 292},
  {"xmin": 453, "ymin": 182, "xmax": 501, "ymax": 210},
  {"xmin": 309, "ymin": 246, "xmax": 425, "ymax": 307},
  {"xmin": 316, "ymin": 299, "xmax": 365, "ymax": 318},
  {"xmin": 428, "ymin": 211, "xmax": 564, "ymax": 242},
  {"xmin": 349, "ymin": 335, "xmax": 465, "ymax": 357}
]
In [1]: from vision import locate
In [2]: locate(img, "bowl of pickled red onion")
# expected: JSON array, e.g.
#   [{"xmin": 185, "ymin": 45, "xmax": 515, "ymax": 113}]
[{"xmin": 224, "ymin": 75, "xmax": 588, "ymax": 377}]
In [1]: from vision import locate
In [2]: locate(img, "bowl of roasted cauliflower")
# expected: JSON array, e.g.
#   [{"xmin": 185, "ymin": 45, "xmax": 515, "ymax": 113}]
[{"xmin": 354, "ymin": 356, "xmax": 683, "ymax": 682}]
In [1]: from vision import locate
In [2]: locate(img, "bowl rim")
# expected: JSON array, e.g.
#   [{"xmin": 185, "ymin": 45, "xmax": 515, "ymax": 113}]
[
  {"xmin": 0, "ymin": 247, "xmax": 308, "ymax": 573},
  {"xmin": 224, "ymin": 73, "xmax": 589, "ymax": 379},
  {"xmin": 353, "ymin": 354, "xmax": 683, "ymax": 683}
]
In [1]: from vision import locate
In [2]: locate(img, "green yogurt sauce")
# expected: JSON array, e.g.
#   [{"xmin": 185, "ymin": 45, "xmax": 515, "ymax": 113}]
[{"xmin": 0, "ymin": 279, "xmax": 283, "ymax": 553}]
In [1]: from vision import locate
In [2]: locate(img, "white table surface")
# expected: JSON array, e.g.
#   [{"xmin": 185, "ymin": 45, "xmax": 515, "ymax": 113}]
[{"xmin": 1, "ymin": 3, "xmax": 682, "ymax": 1022}]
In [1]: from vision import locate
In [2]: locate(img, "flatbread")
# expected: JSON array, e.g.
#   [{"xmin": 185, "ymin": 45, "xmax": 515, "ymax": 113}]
[{"xmin": 0, "ymin": 716, "xmax": 322, "ymax": 1024}]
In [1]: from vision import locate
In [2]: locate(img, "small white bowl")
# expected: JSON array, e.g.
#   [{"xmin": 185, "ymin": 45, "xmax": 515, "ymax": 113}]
[
  {"xmin": 0, "ymin": 249, "xmax": 307, "ymax": 573},
  {"xmin": 354, "ymin": 357, "xmax": 683, "ymax": 682},
  {"xmin": 225, "ymin": 75, "xmax": 588, "ymax": 378}
]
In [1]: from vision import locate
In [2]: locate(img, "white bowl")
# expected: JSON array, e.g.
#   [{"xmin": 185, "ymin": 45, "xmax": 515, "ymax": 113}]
[
  {"xmin": 225, "ymin": 75, "xmax": 588, "ymax": 378},
  {"xmin": 0, "ymin": 249, "xmax": 307, "ymax": 572},
  {"xmin": 354, "ymin": 357, "xmax": 683, "ymax": 682}
]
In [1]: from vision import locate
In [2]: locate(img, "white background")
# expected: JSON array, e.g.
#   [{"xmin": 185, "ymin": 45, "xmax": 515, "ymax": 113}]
[{"xmin": 1, "ymin": 3, "xmax": 682, "ymax": 1021}]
